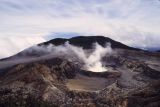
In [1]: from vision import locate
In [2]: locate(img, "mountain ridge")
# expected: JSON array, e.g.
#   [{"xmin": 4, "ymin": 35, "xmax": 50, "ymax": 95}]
[
  {"xmin": 41, "ymin": 36, "xmax": 141, "ymax": 51},
  {"xmin": 0, "ymin": 36, "xmax": 141, "ymax": 61}
]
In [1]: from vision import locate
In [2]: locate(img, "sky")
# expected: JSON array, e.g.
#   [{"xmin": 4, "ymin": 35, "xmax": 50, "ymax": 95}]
[{"xmin": 0, "ymin": 0, "xmax": 160, "ymax": 58}]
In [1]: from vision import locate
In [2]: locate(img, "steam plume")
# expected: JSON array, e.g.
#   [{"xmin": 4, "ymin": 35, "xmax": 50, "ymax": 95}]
[{"xmin": 0, "ymin": 42, "xmax": 112, "ymax": 72}]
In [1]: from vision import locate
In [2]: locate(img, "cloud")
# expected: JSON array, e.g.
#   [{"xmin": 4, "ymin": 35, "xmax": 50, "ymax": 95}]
[
  {"xmin": 0, "ymin": 36, "xmax": 45, "ymax": 58},
  {"xmin": 0, "ymin": 0, "xmax": 160, "ymax": 58}
]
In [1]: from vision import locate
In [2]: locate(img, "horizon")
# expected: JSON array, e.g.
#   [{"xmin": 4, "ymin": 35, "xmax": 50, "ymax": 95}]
[{"xmin": 0, "ymin": 0, "xmax": 160, "ymax": 58}]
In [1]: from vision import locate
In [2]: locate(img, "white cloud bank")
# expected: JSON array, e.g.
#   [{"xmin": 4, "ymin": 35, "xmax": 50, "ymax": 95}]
[
  {"xmin": 0, "ymin": 36, "xmax": 45, "ymax": 58},
  {"xmin": 0, "ymin": 0, "xmax": 160, "ymax": 58}
]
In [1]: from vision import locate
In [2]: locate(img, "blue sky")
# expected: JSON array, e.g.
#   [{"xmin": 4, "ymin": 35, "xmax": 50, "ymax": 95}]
[{"xmin": 0, "ymin": 0, "xmax": 160, "ymax": 58}]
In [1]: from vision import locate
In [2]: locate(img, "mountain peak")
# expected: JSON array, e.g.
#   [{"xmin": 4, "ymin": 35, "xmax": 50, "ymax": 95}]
[{"xmin": 42, "ymin": 36, "xmax": 140, "ymax": 50}]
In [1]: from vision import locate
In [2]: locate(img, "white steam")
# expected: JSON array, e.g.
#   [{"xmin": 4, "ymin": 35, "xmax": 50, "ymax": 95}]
[
  {"xmin": 0, "ymin": 42, "xmax": 112, "ymax": 72},
  {"xmin": 85, "ymin": 43, "xmax": 112, "ymax": 72},
  {"xmin": 57, "ymin": 42, "xmax": 112, "ymax": 72},
  {"xmin": 29, "ymin": 42, "xmax": 112, "ymax": 72}
]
